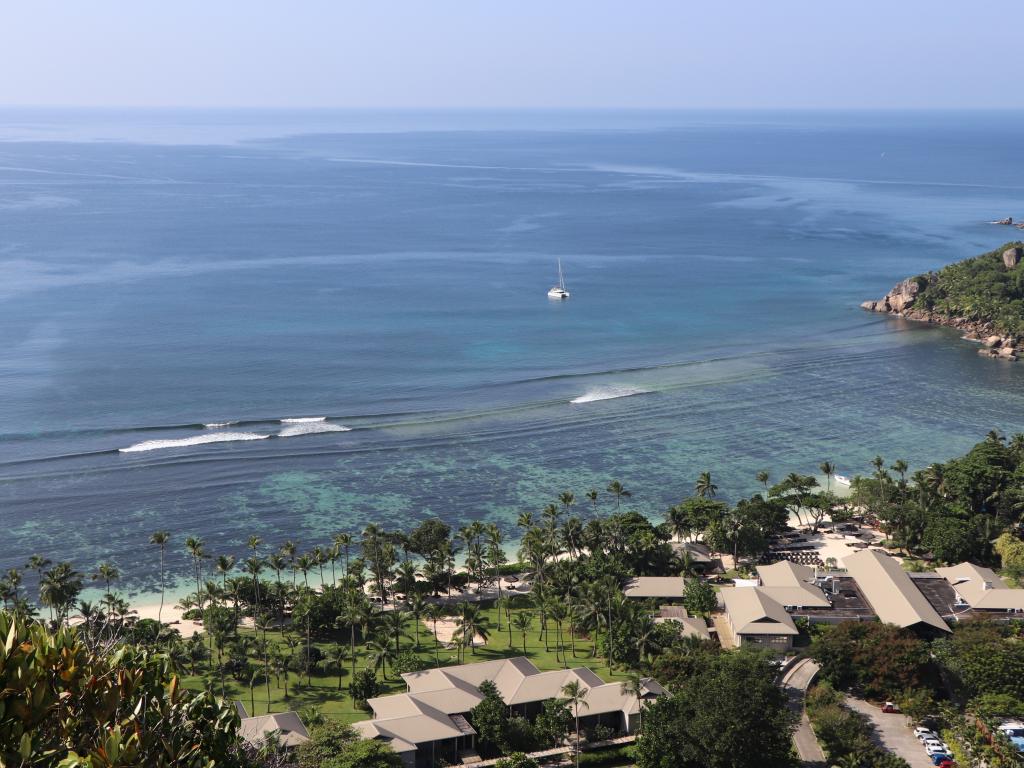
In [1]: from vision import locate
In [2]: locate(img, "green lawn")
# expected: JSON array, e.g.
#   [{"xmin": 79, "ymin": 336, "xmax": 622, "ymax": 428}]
[{"xmin": 180, "ymin": 606, "xmax": 628, "ymax": 724}]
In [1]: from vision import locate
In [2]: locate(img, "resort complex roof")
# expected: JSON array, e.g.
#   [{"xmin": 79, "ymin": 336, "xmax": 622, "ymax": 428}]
[
  {"xmin": 842, "ymin": 549, "xmax": 950, "ymax": 632},
  {"xmin": 238, "ymin": 712, "xmax": 310, "ymax": 749},
  {"xmin": 935, "ymin": 562, "xmax": 1024, "ymax": 611},
  {"xmin": 720, "ymin": 587, "xmax": 799, "ymax": 636},
  {"xmin": 754, "ymin": 561, "xmax": 831, "ymax": 608},
  {"xmin": 357, "ymin": 657, "xmax": 663, "ymax": 752},
  {"xmin": 623, "ymin": 576, "xmax": 686, "ymax": 599}
]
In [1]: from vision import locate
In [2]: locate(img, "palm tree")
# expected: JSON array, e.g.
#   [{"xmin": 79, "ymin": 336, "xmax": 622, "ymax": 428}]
[
  {"xmin": 694, "ymin": 471, "xmax": 718, "ymax": 498},
  {"xmin": 517, "ymin": 511, "xmax": 535, "ymax": 531},
  {"xmin": 665, "ymin": 504, "xmax": 690, "ymax": 543},
  {"xmin": 329, "ymin": 642, "xmax": 349, "ymax": 690},
  {"xmin": 549, "ymin": 602, "xmax": 568, "ymax": 666},
  {"xmin": 295, "ymin": 554, "xmax": 313, "ymax": 588},
  {"xmin": 334, "ymin": 532, "xmax": 353, "ymax": 583},
  {"xmin": 280, "ymin": 540, "xmax": 298, "ymax": 586},
  {"xmin": 365, "ymin": 636, "xmax": 395, "ymax": 679},
  {"xmin": 454, "ymin": 603, "xmax": 489, "ymax": 660},
  {"xmin": 149, "ymin": 531, "xmax": 170, "ymax": 624},
  {"xmin": 425, "ymin": 603, "xmax": 445, "ymax": 667},
  {"xmin": 512, "ymin": 611, "xmax": 533, "ymax": 655},
  {"xmin": 381, "ymin": 609, "xmax": 410, "ymax": 658},
  {"xmin": 560, "ymin": 680, "xmax": 590, "ymax": 768},
  {"xmin": 756, "ymin": 470, "xmax": 770, "ymax": 493},
  {"xmin": 92, "ymin": 562, "xmax": 120, "ymax": 614},
  {"xmin": 25, "ymin": 554, "xmax": 52, "ymax": 620},
  {"xmin": 606, "ymin": 480, "xmax": 631, "ymax": 510},
  {"xmin": 184, "ymin": 537, "xmax": 206, "ymax": 611},
  {"xmin": 819, "ymin": 461, "xmax": 836, "ymax": 493},
  {"xmin": 585, "ymin": 489, "xmax": 599, "ymax": 516},
  {"xmin": 406, "ymin": 594, "xmax": 427, "ymax": 649},
  {"xmin": 215, "ymin": 554, "xmax": 236, "ymax": 595},
  {"xmin": 871, "ymin": 455, "xmax": 887, "ymax": 505}
]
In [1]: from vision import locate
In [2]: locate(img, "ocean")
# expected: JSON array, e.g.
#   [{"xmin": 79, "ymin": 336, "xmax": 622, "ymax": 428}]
[{"xmin": 2, "ymin": 108, "xmax": 1023, "ymax": 594}]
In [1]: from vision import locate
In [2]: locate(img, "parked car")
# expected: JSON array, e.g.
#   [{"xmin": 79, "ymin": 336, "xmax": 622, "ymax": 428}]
[
  {"xmin": 931, "ymin": 755, "xmax": 955, "ymax": 767},
  {"xmin": 925, "ymin": 741, "xmax": 951, "ymax": 756},
  {"xmin": 915, "ymin": 727, "xmax": 939, "ymax": 741},
  {"xmin": 881, "ymin": 701, "xmax": 900, "ymax": 713}
]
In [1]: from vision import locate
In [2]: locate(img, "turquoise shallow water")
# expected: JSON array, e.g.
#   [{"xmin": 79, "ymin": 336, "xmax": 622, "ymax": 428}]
[{"xmin": 1, "ymin": 109, "xmax": 1023, "ymax": 592}]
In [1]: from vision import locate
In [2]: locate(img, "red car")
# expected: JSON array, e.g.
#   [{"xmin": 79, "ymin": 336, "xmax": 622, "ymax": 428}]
[{"xmin": 881, "ymin": 701, "xmax": 900, "ymax": 713}]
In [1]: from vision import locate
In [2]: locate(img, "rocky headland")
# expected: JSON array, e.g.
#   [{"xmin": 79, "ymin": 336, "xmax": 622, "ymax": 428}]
[{"xmin": 862, "ymin": 243, "xmax": 1024, "ymax": 361}]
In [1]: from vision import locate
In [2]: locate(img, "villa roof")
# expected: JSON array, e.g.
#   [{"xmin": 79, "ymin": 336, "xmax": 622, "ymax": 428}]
[
  {"xmin": 935, "ymin": 562, "xmax": 1024, "ymax": 611},
  {"xmin": 753, "ymin": 562, "xmax": 831, "ymax": 608},
  {"xmin": 238, "ymin": 712, "xmax": 310, "ymax": 749},
  {"xmin": 358, "ymin": 657, "xmax": 665, "ymax": 753},
  {"xmin": 843, "ymin": 550, "xmax": 949, "ymax": 632},
  {"xmin": 623, "ymin": 576, "xmax": 686, "ymax": 599},
  {"xmin": 721, "ymin": 587, "xmax": 798, "ymax": 636},
  {"xmin": 654, "ymin": 612, "xmax": 711, "ymax": 640}
]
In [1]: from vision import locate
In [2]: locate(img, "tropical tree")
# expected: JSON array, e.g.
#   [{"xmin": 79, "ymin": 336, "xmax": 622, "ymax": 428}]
[
  {"xmin": 606, "ymin": 480, "xmax": 631, "ymax": 510},
  {"xmin": 512, "ymin": 611, "xmax": 533, "ymax": 656},
  {"xmin": 149, "ymin": 531, "xmax": 171, "ymax": 624},
  {"xmin": 454, "ymin": 602, "xmax": 489, "ymax": 660},
  {"xmin": 694, "ymin": 471, "xmax": 718, "ymax": 499},
  {"xmin": 560, "ymin": 680, "xmax": 590, "ymax": 768},
  {"xmin": 820, "ymin": 461, "xmax": 836, "ymax": 493}
]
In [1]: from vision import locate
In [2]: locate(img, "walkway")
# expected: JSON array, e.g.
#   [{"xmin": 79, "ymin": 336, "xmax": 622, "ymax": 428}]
[
  {"xmin": 780, "ymin": 658, "xmax": 826, "ymax": 767},
  {"xmin": 845, "ymin": 696, "xmax": 933, "ymax": 768}
]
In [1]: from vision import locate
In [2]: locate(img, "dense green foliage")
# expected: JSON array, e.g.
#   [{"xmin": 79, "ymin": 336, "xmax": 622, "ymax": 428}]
[
  {"xmin": 932, "ymin": 621, "xmax": 1024, "ymax": 701},
  {"xmin": 634, "ymin": 650, "xmax": 796, "ymax": 768},
  {"xmin": 295, "ymin": 721, "xmax": 402, "ymax": 768},
  {"xmin": 0, "ymin": 612, "xmax": 241, "ymax": 768},
  {"xmin": 810, "ymin": 621, "xmax": 932, "ymax": 700},
  {"xmin": 849, "ymin": 432, "xmax": 1024, "ymax": 565},
  {"xmin": 914, "ymin": 241, "xmax": 1024, "ymax": 336}
]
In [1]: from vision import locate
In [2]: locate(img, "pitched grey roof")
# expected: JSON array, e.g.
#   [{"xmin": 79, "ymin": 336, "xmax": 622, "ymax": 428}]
[
  {"xmin": 721, "ymin": 587, "xmax": 798, "ymax": 636},
  {"xmin": 755, "ymin": 561, "xmax": 831, "ymax": 608},
  {"xmin": 623, "ymin": 576, "xmax": 686, "ymax": 599},
  {"xmin": 238, "ymin": 712, "xmax": 310, "ymax": 748},
  {"xmin": 843, "ymin": 549, "xmax": 949, "ymax": 632},
  {"xmin": 935, "ymin": 562, "xmax": 1024, "ymax": 611}
]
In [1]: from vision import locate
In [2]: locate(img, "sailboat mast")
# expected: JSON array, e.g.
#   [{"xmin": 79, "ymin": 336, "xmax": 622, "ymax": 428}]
[{"xmin": 557, "ymin": 258, "xmax": 565, "ymax": 290}]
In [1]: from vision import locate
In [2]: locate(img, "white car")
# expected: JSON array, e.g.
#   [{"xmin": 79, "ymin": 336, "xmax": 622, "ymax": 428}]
[
  {"xmin": 914, "ymin": 727, "xmax": 938, "ymax": 741},
  {"xmin": 924, "ymin": 741, "xmax": 951, "ymax": 756}
]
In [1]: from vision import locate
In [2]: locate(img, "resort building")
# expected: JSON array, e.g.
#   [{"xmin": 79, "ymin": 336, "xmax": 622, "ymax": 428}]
[
  {"xmin": 654, "ymin": 605, "xmax": 712, "ymax": 640},
  {"xmin": 935, "ymin": 562, "xmax": 1024, "ymax": 614},
  {"xmin": 720, "ymin": 587, "xmax": 799, "ymax": 651},
  {"xmin": 236, "ymin": 709, "xmax": 310, "ymax": 750},
  {"xmin": 753, "ymin": 561, "xmax": 831, "ymax": 608},
  {"xmin": 352, "ymin": 657, "xmax": 665, "ymax": 768},
  {"xmin": 622, "ymin": 576, "xmax": 686, "ymax": 601},
  {"xmin": 842, "ymin": 549, "xmax": 950, "ymax": 633},
  {"xmin": 669, "ymin": 541, "xmax": 723, "ymax": 574}
]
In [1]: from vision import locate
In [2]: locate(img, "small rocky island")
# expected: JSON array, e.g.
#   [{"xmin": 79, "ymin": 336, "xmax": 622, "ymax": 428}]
[{"xmin": 862, "ymin": 242, "xmax": 1024, "ymax": 360}]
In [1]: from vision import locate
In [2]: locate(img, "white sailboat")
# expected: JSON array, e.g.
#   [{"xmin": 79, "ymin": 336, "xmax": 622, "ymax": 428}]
[{"xmin": 547, "ymin": 258, "xmax": 570, "ymax": 299}]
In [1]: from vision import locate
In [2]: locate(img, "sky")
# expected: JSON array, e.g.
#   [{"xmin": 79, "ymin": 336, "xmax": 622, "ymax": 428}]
[{"xmin": 2, "ymin": 1, "xmax": 1022, "ymax": 110}]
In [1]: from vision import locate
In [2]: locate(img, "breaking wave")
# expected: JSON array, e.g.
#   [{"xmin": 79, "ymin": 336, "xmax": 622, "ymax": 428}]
[
  {"xmin": 280, "ymin": 417, "xmax": 327, "ymax": 424},
  {"xmin": 570, "ymin": 386, "xmax": 650, "ymax": 404},
  {"xmin": 277, "ymin": 422, "xmax": 352, "ymax": 438},
  {"xmin": 118, "ymin": 432, "xmax": 270, "ymax": 453},
  {"xmin": 203, "ymin": 421, "xmax": 237, "ymax": 428}
]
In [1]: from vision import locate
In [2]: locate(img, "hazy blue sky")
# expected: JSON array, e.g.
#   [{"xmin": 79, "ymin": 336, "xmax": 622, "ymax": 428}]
[{"xmin": 3, "ymin": 1, "xmax": 1021, "ymax": 109}]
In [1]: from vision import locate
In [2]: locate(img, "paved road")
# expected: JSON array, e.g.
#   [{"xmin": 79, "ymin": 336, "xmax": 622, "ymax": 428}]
[
  {"xmin": 845, "ymin": 696, "xmax": 934, "ymax": 768},
  {"xmin": 781, "ymin": 659, "xmax": 826, "ymax": 767}
]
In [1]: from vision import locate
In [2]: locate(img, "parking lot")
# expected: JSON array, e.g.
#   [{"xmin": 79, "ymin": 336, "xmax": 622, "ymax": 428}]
[{"xmin": 845, "ymin": 696, "xmax": 936, "ymax": 768}]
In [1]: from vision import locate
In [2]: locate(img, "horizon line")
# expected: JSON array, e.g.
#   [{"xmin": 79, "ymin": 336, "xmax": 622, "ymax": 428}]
[{"xmin": 2, "ymin": 103, "xmax": 1024, "ymax": 112}]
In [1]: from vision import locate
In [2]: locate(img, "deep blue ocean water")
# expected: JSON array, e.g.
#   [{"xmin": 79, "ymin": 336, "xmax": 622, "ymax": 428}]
[{"xmin": 2, "ymin": 109, "xmax": 1024, "ymax": 593}]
